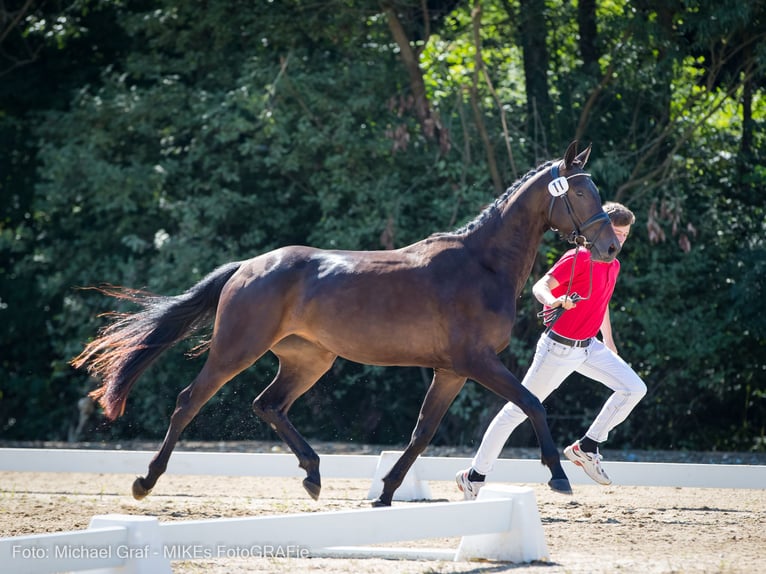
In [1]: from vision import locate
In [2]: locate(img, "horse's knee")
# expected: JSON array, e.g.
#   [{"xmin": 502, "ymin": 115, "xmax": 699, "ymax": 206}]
[
  {"xmin": 520, "ymin": 395, "xmax": 546, "ymax": 422},
  {"xmin": 520, "ymin": 397, "xmax": 557, "ymax": 456}
]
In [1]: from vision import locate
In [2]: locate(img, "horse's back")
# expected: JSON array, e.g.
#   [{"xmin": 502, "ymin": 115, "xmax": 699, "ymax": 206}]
[
  {"xmin": 212, "ymin": 240, "xmax": 511, "ymax": 368},
  {"xmin": 205, "ymin": 242, "xmax": 436, "ymax": 362}
]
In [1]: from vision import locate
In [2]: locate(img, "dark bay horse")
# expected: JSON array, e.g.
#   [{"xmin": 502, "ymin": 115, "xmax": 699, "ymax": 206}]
[{"xmin": 72, "ymin": 141, "xmax": 619, "ymax": 506}]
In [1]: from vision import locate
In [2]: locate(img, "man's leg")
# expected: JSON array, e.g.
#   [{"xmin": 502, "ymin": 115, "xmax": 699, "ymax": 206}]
[
  {"xmin": 564, "ymin": 341, "xmax": 646, "ymax": 485},
  {"xmin": 577, "ymin": 340, "xmax": 646, "ymax": 443}
]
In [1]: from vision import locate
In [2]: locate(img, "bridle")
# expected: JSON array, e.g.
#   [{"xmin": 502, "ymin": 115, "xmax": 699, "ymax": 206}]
[
  {"xmin": 538, "ymin": 162, "xmax": 613, "ymax": 327},
  {"xmin": 546, "ymin": 162, "xmax": 611, "ymax": 248}
]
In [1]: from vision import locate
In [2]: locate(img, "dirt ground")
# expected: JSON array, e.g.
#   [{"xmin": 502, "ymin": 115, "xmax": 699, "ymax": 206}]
[{"xmin": 1, "ymin": 442, "xmax": 765, "ymax": 573}]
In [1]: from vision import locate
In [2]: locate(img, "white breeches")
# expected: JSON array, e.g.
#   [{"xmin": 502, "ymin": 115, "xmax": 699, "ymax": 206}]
[{"xmin": 472, "ymin": 334, "xmax": 647, "ymax": 475}]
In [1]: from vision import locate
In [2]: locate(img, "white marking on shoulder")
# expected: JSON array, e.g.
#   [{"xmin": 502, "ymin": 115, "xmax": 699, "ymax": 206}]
[{"xmin": 316, "ymin": 253, "xmax": 355, "ymax": 279}]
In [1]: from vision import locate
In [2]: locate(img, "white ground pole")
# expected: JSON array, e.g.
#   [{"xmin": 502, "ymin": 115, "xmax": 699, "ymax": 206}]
[
  {"xmin": 1, "ymin": 448, "xmax": 764, "ymax": 573},
  {"xmin": 1, "ymin": 448, "xmax": 764, "ymax": 489},
  {"xmin": 0, "ymin": 485, "xmax": 548, "ymax": 573}
]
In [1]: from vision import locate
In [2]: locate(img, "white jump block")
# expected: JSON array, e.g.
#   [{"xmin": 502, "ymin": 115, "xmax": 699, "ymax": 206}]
[
  {"xmin": 366, "ymin": 451, "xmax": 433, "ymax": 501},
  {"xmin": 455, "ymin": 485, "xmax": 549, "ymax": 563},
  {"xmin": 86, "ymin": 515, "xmax": 171, "ymax": 574}
]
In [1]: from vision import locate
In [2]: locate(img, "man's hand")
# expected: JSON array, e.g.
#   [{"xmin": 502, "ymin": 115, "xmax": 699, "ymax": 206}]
[{"xmin": 553, "ymin": 295, "xmax": 577, "ymax": 310}]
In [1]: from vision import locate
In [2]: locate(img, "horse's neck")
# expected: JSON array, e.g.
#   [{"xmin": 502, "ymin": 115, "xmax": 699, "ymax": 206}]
[{"xmin": 465, "ymin": 188, "xmax": 547, "ymax": 295}]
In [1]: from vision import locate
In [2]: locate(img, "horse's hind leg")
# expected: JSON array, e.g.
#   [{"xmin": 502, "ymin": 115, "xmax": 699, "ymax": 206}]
[
  {"xmin": 132, "ymin": 352, "xmax": 249, "ymax": 499},
  {"xmin": 373, "ymin": 369, "xmax": 466, "ymax": 507},
  {"xmin": 252, "ymin": 337, "xmax": 336, "ymax": 500}
]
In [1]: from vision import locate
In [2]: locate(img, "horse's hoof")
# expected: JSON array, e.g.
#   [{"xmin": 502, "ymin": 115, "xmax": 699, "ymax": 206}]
[
  {"xmin": 132, "ymin": 477, "xmax": 152, "ymax": 500},
  {"xmin": 370, "ymin": 498, "xmax": 391, "ymax": 508},
  {"xmin": 548, "ymin": 478, "xmax": 573, "ymax": 495},
  {"xmin": 302, "ymin": 477, "xmax": 321, "ymax": 500}
]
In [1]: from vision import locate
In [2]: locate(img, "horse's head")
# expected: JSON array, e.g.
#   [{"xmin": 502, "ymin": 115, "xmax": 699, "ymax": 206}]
[{"xmin": 546, "ymin": 141, "xmax": 620, "ymax": 262}]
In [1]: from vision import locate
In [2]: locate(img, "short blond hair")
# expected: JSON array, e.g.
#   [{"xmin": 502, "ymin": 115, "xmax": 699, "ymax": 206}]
[{"xmin": 603, "ymin": 202, "xmax": 635, "ymax": 226}]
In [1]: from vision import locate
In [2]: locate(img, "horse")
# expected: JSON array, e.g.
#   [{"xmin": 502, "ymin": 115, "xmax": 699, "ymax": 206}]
[{"xmin": 72, "ymin": 141, "xmax": 620, "ymax": 506}]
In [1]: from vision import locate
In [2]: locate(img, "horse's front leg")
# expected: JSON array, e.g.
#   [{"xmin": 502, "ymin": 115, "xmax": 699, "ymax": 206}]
[
  {"xmin": 372, "ymin": 369, "xmax": 466, "ymax": 507},
  {"xmin": 467, "ymin": 355, "xmax": 571, "ymax": 494},
  {"xmin": 526, "ymin": 399, "xmax": 571, "ymax": 493}
]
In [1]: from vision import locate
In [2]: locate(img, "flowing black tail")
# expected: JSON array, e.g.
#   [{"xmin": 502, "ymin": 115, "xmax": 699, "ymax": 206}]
[{"xmin": 71, "ymin": 261, "xmax": 243, "ymax": 419}]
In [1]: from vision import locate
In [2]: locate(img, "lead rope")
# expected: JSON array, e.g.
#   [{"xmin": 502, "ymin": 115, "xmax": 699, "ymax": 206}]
[{"xmin": 537, "ymin": 244, "xmax": 594, "ymax": 328}]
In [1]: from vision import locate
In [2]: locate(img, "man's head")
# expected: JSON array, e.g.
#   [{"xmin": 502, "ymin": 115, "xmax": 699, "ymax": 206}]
[{"xmin": 603, "ymin": 202, "xmax": 634, "ymax": 247}]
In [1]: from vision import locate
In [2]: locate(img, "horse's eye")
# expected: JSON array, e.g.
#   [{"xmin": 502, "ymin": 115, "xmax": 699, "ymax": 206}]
[{"xmin": 575, "ymin": 188, "xmax": 585, "ymax": 197}]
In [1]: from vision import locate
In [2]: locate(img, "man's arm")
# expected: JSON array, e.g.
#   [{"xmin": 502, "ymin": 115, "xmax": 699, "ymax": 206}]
[
  {"xmin": 600, "ymin": 308, "xmax": 618, "ymax": 353},
  {"xmin": 532, "ymin": 273, "xmax": 577, "ymax": 309}
]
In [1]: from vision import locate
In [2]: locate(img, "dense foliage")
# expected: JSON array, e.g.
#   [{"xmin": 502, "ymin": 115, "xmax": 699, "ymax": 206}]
[{"xmin": 1, "ymin": 0, "xmax": 764, "ymax": 452}]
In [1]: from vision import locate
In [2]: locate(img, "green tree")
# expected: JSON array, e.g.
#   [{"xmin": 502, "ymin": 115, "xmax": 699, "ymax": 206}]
[{"xmin": 1, "ymin": 0, "xmax": 764, "ymax": 452}]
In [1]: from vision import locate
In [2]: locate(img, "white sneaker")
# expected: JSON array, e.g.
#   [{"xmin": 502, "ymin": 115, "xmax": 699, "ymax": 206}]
[
  {"xmin": 455, "ymin": 468, "xmax": 484, "ymax": 500},
  {"xmin": 564, "ymin": 441, "xmax": 612, "ymax": 485}
]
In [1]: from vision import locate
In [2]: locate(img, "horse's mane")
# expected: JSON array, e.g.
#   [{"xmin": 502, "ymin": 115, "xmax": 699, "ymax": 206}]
[{"xmin": 450, "ymin": 160, "xmax": 554, "ymax": 236}]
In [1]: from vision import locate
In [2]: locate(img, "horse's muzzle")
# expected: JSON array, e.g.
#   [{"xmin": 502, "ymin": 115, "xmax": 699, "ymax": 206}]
[{"xmin": 590, "ymin": 239, "xmax": 620, "ymax": 262}]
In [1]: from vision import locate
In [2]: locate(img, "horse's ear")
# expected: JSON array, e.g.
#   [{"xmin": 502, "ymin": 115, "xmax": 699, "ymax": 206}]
[
  {"xmin": 574, "ymin": 143, "xmax": 592, "ymax": 168},
  {"xmin": 563, "ymin": 141, "xmax": 592, "ymax": 169},
  {"xmin": 563, "ymin": 140, "xmax": 579, "ymax": 168}
]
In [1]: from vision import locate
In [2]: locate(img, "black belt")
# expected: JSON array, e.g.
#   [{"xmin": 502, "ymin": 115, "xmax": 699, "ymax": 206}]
[{"xmin": 546, "ymin": 330, "xmax": 592, "ymax": 348}]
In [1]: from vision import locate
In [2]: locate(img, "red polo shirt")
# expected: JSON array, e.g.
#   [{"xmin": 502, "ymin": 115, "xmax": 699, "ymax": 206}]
[{"xmin": 544, "ymin": 248, "xmax": 619, "ymax": 340}]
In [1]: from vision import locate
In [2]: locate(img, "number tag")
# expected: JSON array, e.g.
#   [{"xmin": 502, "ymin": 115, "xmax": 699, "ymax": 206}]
[{"xmin": 548, "ymin": 177, "xmax": 569, "ymax": 197}]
